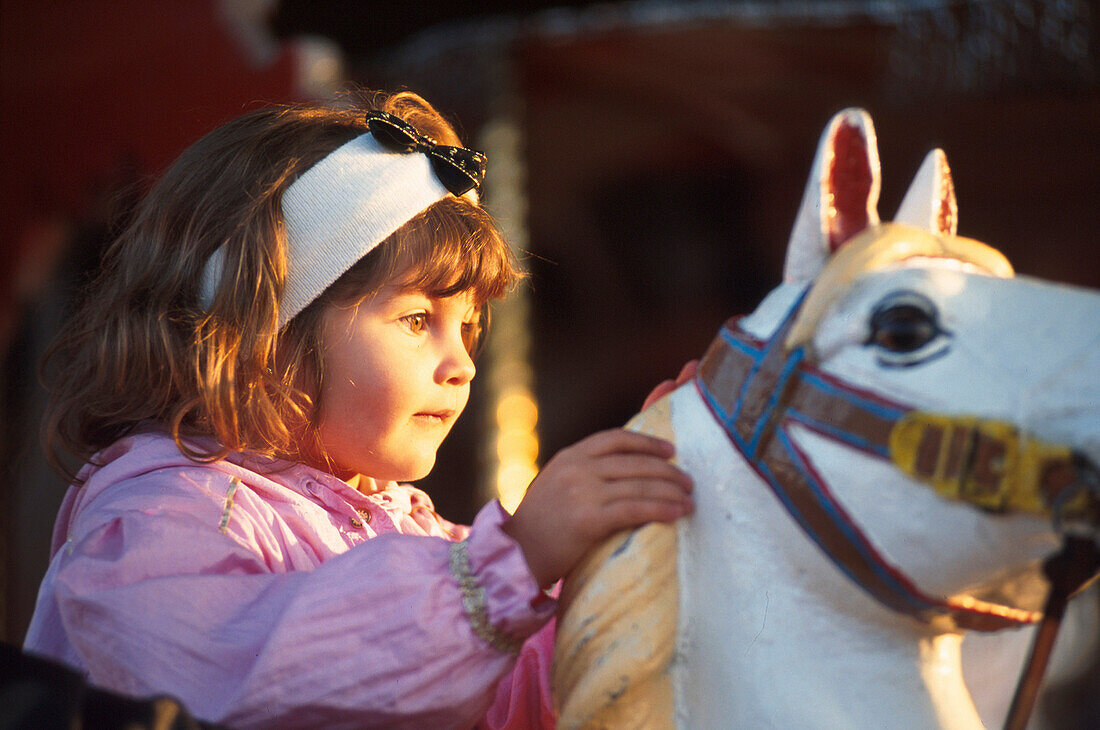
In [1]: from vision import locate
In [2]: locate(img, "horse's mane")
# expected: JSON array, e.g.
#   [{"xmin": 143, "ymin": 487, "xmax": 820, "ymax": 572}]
[{"xmin": 554, "ymin": 397, "xmax": 680, "ymax": 728}]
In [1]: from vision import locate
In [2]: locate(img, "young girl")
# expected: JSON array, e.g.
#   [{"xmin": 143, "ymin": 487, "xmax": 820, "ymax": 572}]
[{"xmin": 23, "ymin": 90, "xmax": 693, "ymax": 728}]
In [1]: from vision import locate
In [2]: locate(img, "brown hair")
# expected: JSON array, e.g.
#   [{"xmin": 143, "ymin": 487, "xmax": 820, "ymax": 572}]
[{"xmin": 43, "ymin": 90, "xmax": 521, "ymax": 480}]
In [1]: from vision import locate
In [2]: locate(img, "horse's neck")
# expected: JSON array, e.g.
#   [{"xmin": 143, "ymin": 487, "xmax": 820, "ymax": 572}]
[{"xmin": 668, "ymin": 385, "xmax": 990, "ymax": 729}]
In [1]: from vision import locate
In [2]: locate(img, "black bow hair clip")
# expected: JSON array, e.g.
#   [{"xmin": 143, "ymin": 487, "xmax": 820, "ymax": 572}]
[{"xmin": 366, "ymin": 111, "xmax": 487, "ymax": 196}]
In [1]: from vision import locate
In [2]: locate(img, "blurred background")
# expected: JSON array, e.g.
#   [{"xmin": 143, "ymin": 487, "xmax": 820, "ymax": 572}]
[{"xmin": 2, "ymin": 0, "xmax": 1097, "ymax": 723}]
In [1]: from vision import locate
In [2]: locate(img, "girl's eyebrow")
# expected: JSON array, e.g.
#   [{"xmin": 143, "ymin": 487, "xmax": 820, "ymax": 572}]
[
  {"xmin": 382, "ymin": 287, "xmax": 433, "ymax": 305},
  {"xmin": 395, "ymin": 284, "xmax": 480, "ymax": 304}
]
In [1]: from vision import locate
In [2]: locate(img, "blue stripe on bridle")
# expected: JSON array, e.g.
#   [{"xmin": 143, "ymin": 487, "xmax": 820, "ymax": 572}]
[{"xmin": 694, "ymin": 299, "xmax": 1035, "ymax": 631}]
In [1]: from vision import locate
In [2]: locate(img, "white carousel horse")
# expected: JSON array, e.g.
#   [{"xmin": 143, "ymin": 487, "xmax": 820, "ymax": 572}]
[{"xmin": 553, "ymin": 109, "xmax": 1100, "ymax": 729}]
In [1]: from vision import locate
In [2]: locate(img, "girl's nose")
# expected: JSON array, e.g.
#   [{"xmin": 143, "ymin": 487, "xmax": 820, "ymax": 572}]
[{"xmin": 437, "ymin": 336, "xmax": 476, "ymax": 386}]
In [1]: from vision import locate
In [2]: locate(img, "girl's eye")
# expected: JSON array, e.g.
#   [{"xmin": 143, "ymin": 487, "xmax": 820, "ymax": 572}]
[{"xmin": 402, "ymin": 313, "xmax": 428, "ymax": 333}]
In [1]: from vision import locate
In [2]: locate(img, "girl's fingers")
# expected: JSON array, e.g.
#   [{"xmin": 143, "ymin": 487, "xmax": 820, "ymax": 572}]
[
  {"xmin": 592, "ymin": 454, "xmax": 692, "ymax": 491},
  {"xmin": 642, "ymin": 360, "xmax": 700, "ymax": 410},
  {"xmin": 674, "ymin": 359, "xmax": 699, "ymax": 385},
  {"xmin": 600, "ymin": 478, "xmax": 695, "ymax": 505},
  {"xmin": 641, "ymin": 380, "xmax": 675, "ymax": 410},
  {"xmin": 602, "ymin": 497, "xmax": 693, "ymax": 531},
  {"xmin": 578, "ymin": 429, "xmax": 675, "ymax": 458}
]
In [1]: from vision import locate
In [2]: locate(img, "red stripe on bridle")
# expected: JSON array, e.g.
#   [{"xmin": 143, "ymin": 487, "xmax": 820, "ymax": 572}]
[{"xmin": 695, "ymin": 302, "xmax": 1039, "ymax": 631}]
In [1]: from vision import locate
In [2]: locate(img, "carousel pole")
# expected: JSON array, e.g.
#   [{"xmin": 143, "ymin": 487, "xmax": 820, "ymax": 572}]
[{"xmin": 1004, "ymin": 535, "xmax": 1100, "ymax": 730}]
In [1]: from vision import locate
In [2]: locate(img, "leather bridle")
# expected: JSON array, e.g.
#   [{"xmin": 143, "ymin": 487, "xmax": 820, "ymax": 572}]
[{"xmin": 695, "ymin": 295, "xmax": 1098, "ymax": 632}]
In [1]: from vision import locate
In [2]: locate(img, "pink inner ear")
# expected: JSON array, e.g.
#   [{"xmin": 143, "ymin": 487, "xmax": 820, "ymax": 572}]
[
  {"xmin": 937, "ymin": 163, "xmax": 956, "ymax": 236},
  {"xmin": 828, "ymin": 119, "xmax": 873, "ymax": 252}
]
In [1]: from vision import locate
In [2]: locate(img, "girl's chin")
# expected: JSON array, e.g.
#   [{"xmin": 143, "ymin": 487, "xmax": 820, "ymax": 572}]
[{"xmin": 344, "ymin": 456, "xmax": 438, "ymax": 485}]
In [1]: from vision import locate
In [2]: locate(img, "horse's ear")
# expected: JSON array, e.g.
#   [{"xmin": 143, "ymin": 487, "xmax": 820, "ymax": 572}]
[
  {"xmin": 894, "ymin": 149, "xmax": 958, "ymax": 236},
  {"xmin": 783, "ymin": 108, "xmax": 881, "ymax": 283}
]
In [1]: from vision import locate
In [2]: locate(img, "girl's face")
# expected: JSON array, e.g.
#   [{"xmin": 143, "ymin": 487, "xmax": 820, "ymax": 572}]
[{"xmin": 315, "ymin": 283, "xmax": 479, "ymax": 483}]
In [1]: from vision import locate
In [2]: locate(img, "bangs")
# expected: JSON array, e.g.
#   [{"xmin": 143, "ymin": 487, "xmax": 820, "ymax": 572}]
[
  {"xmin": 395, "ymin": 198, "xmax": 519, "ymax": 304},
  {"xmin": 321, "ymin": 196, "xmax": 522, "ymax": 309}
]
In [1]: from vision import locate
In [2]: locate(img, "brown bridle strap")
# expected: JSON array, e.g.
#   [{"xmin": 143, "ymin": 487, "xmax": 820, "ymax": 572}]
[{"xmin": 696, "ymin": 305, "xmax": 1048, "ymax": 631}]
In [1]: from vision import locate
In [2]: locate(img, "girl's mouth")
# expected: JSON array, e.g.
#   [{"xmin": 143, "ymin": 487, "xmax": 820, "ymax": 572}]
[{"xmin": 414, "ymin": 410, "xmax": 455, "ymax": 424}]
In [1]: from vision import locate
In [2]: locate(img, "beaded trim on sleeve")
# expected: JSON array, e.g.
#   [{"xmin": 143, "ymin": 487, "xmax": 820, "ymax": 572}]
[{"xmin": 448, "ymin": 541, "xmax": 523, "ymax": 654}]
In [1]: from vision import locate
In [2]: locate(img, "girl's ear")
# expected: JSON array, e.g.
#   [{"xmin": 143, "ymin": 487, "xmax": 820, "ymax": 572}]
[
  {"xmin": 782, "ymin": 108, "xmax": 881, "ymax": 284},
  {"xmin": 894, "ymin": 148, "xmax": 958, "ymax": 236}
]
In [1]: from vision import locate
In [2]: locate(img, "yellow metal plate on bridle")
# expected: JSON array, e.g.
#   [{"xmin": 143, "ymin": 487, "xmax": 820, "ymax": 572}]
[{"xmin": 889, "ymin": 411, "xmax": 1086, "ymax": 518}]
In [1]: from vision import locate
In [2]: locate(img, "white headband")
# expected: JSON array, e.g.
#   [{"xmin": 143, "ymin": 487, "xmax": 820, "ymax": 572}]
[{"xmin": 199, "ymin": 132, "xmax": 452, "ymax": 327}]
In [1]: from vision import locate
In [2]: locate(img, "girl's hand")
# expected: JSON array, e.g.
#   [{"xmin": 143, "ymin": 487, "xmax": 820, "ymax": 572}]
[
  {"xmin": 503, "ymin": 430, "xmax": 693, "ymax": 588},
  {"xmin": 641, "ymin": 360, "xmax": 699, "ymax": 411}
]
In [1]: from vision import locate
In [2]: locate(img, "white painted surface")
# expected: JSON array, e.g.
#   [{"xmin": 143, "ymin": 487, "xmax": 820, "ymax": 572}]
[
  {"xmin": 559, "ymin": 108, "xmax": 1100, "ymax": 729},
  {"xmin": 668, "ymin": 262, "xmax": 1100, "ymax": 728}
]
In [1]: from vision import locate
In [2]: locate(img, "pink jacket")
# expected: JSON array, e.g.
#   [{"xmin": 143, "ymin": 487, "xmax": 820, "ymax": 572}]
[{"xmin": 23, "ymin": 430, "xmax": 556, "ymax": 729}]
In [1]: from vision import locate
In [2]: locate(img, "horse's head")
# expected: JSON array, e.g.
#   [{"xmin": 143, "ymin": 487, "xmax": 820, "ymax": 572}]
[
  {"xmin": 556, "ymin": 108, "xmax": 1099, "ymax": 730},
  {"xmin": 704, "ymin": 108, "xmax": 1100, "ymax": 629}
]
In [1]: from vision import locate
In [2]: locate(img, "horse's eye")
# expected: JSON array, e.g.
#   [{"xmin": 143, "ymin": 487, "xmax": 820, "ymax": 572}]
[
  {"xmin": 866, "ymin": 292, "xmax": 949, "ymax": 365},
  {"xmin": 870, "ymin": 304, "xmax": 937, "ymax": 352}
]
